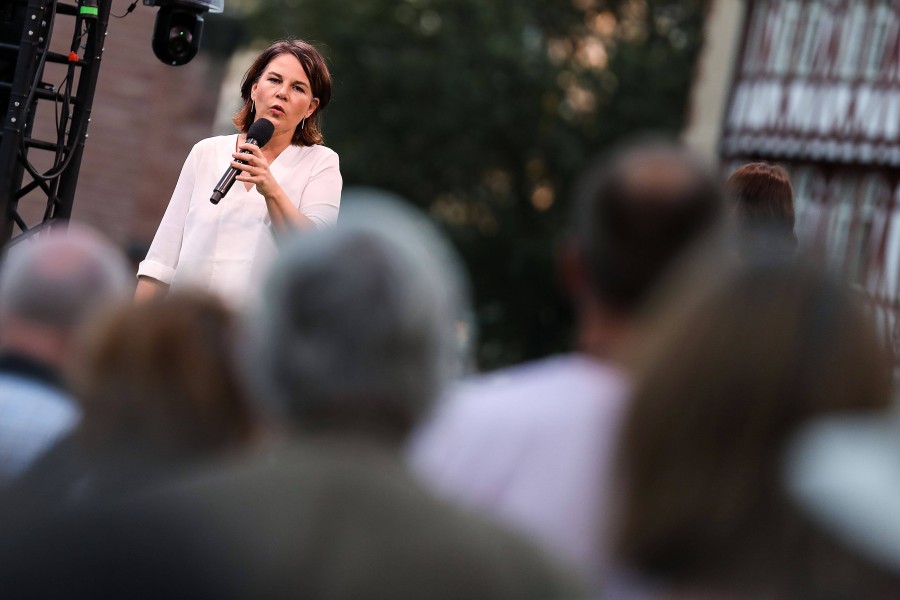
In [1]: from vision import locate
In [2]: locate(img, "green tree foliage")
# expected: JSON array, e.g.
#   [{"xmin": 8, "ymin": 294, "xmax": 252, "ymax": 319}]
[{"xmin": 232, "ymin": 0, "xmax": 709, "ymax": 369}]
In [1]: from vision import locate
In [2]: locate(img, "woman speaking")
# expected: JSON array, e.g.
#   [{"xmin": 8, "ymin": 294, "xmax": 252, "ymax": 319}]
[{"xmin": 135, "ymin": 39, "xmax": 342, "ymax": 309}]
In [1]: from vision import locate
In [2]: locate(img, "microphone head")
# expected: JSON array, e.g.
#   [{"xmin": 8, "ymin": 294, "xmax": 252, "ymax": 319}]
[{"xmin": 247, "ymin": 118, "xmax": 275, "ymax": 147}]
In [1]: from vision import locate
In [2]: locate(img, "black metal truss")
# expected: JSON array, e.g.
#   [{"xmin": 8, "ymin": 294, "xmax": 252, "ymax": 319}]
[{"xmin": 0, "ymin": 0, "xmax": 111, "ymax": 246}]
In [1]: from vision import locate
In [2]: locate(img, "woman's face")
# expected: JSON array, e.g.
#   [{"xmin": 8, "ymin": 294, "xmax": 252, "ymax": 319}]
[{"xmin": 251, "ymin": 52, "xmax": 319, "ymax": 136}]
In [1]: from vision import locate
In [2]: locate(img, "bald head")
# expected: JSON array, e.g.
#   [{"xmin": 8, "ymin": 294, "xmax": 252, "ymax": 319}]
[
  {"xmin": 0, "ymin": 225, "xmax": 132, "ymax": 333},
  {"xmin": 570, "ymin": 140, "xmax": 724, "ymax": 315}
]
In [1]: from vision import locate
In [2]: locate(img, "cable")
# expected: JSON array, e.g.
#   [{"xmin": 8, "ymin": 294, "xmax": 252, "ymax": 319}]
[
  {"xmin": 17, "ymin": 0, "xmax": 59, "ymax": 180},
  {"xmin": 72, "ymin": 13, "xmax": 88, "ymax": 49},
  {"xmin": 18, "ymin": 2, "xmax": 93, "ymax": 183},
  {"xmin": 112, "ymin": 1, "xmax": 139, "ymax": 18}
]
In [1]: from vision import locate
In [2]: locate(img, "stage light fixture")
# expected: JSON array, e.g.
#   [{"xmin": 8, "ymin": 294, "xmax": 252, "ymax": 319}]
[{"xmin": 144, "ymin": 0, "xmax": 224, "ymax": 66}]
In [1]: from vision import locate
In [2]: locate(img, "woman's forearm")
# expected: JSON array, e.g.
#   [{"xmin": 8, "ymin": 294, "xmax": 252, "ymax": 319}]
[
  {"xmin": 264, "ymin": 185, "xmax": 316, "ymax": 232},
  {"xmin": 134, "ymin": 276, "xmax": 169, "ymax": 302}
]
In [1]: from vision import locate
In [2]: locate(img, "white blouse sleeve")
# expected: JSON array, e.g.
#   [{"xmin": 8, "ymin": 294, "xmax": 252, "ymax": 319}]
[
  {"xmin": 298, "ymin": 148, "xmax": 342, "ymax": 229},
  {"xmin": 136, "ymin": 143, "xmax": 199, "ymax": 283}
]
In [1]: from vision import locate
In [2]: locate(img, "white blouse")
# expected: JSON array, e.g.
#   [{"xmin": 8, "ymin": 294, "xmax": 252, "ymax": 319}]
[{"xmin": 138, "ymin": 134, "xmax": 342, "ymax": 309}]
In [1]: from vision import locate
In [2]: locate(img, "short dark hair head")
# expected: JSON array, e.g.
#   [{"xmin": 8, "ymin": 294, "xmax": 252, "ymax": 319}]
[
  {"xmin": 726, "ymin": 162, "xmax": 797, "ymax": 256},
  {"xmin": 232, "ymin": 39, "xmax": 332, "ymax": 147},
  {"xmin": 569, "ymin": 140, "xmax": 724, "ymax": 315},
  {"xmin": 727, "ymin": 162, "xmax": 795, "ymax": 231}
]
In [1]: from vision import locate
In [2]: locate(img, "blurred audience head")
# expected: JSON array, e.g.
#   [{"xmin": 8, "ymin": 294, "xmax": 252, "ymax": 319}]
[
  {"xmin": 70, "ymin": 291, "xmax": 258, "ymax": 461},
  {"xmin": 565, "ymin": 138, "xmax": 724, "ymax": 318},
  {"xmin": 246, "ymin": 194, "xmax": 469, "ymax": 441},
  {"xmin": 614, "ymin": 257, "xmax": 893, "ymax": 595},
  {"xmin": 784, "ymin": 413, "xmax": 900, "ymax": 599},
  {"xmin": 726, "ymin": 162, "xmax": 797, "ymax": 255},
  {"xmin": 0, "ymin": 224, "xmax": 132, "ymax": 364}
]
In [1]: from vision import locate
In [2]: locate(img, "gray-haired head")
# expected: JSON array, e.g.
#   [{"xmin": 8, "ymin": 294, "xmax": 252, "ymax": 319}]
[
  {"xmin": 0, "ymin": 225, "xmax": 133, "ymax": 332},
  {"xmin": 245, "ymin": 193, "xmax": 470, "ymax": 440}
]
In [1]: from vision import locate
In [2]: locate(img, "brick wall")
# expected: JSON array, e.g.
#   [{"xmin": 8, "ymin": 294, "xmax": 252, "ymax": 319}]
[{"xmin": 69, "ymin": 4, "xmax": 225, "ymax": 255}]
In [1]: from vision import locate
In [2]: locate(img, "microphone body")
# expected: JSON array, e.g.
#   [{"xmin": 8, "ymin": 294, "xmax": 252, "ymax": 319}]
[
  {"xmin": 210, "ymin": 118, "xmax": 275, "ymax": 205},
  {"xmin": 209, "ymin": 143, "xmax": 256, "ymax": 205}
]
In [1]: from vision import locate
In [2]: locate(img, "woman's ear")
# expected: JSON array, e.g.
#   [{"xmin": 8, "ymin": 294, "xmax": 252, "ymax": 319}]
[{"xmin": 307, "ymin": 98, "xmax": 320, "ymax": 118}]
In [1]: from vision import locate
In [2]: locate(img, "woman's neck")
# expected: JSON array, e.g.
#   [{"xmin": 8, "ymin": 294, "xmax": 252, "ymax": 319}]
[
  {"xmin": 267, "ymin": 129, "xmax": 294, "ymax": 152},
  {"xmin": 244, "ymin": 129, "xmax": 292, "ymax": 162}
]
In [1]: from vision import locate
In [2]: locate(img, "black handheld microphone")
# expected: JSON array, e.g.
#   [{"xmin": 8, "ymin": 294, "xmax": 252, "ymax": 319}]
[{"xmin": 210, "ymin": 118, "xmax": 276, "ymax": 205}]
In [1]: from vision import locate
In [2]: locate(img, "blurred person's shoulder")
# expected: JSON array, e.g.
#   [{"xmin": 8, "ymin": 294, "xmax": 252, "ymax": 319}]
[
  {"xmin": 425, "ymin": 353, "xmax": 630, "ymax": 430},
  {"xmin": 408, "ymin": 353, "xmax": 631, "ymax": 497},
  {"xmin": 123, "ymin": 436, "xmax": 585, "ymax": 600}
]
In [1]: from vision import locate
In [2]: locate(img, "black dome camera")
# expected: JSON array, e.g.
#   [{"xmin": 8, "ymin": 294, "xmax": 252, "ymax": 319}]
[{"xmin": 144, "ymin": 0, "xmax": 224, "ymax": 66}]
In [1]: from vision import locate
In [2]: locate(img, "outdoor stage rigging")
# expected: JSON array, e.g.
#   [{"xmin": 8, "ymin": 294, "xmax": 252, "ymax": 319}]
[
  {"xmin": 0, "ymin": 0, "xmax": 220, "ymax": 248},
  {"xmin": 0, "ymin": 0, "xmax": 111, "ymax": 247}
]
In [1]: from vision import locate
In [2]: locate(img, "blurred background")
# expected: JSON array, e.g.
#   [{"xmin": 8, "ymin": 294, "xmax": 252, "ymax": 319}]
[{"xmin": 7, "ymin": 0, "xmax": 897, "ymax": 370}]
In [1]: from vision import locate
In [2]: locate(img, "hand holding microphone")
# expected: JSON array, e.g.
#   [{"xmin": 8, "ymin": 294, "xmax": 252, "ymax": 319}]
[{"xmin": 210, "ymin": 118, "xmax": 276, "ymax": 205}]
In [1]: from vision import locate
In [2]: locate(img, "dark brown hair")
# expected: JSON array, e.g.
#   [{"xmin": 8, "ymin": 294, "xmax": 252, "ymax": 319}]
[
  {"xmin": 569, "ymin": 140, "xmax": 724, "ymax": 315},
  {"xmin": 232, "ymin": 39, "xmax": 333, "ymax": 146},
  {"xmin": 71, "ymin": 292, "xmax": 258, "ymax": 460},
  {"xmin": 727, "ymin": 162, "xmax": 796, "ymax": 231},
  {"xmin": 614, "ymin": 259, "xmax": 893, "ymax": 591}
]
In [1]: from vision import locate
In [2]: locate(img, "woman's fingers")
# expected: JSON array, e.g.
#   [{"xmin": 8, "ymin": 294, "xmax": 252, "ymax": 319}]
[
  {"xmin": 237, "ymin": 142, "xmax": 264, "ymax": 157},
  {"xmin": 232, "ymin": 151, "xmax": 272, "ymax": 186},
  {"xmin": 232, "ymin": 156, "xmax": 259, "ymax": 172}
]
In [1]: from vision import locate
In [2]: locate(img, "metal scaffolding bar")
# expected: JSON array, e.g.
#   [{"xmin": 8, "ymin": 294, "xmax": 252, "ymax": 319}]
[{"xmin": 0, "ymin": 0, "xmax": 112, "ymax": 246}]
